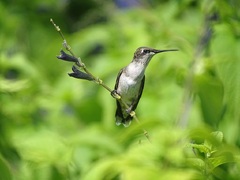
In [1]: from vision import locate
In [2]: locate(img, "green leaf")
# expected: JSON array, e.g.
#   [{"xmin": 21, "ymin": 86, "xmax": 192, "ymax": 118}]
[
  {"xmin": 209, "ymin": 152, "xmax": 235, "ymax": 169},
  {"xmin": 212, "ymin": 23, "xmax": 240, "ymax": 143},
  {"xmin": 211, "ymin": 131, "xmax": 223, "ymax": 143},
  {"xmin": 194, "ymin": 66, "xmax": 224, "ymax": 127}
]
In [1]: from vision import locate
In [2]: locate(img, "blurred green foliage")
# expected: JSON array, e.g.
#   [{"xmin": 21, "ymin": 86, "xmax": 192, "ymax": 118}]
[{"xmin": 0, "ymin": 0, "xmax": 240, "ymax": 179}]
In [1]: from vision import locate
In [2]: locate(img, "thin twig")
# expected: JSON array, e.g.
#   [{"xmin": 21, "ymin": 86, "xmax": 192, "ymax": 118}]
[
  {"xmin": 50, "ymin": 19, "xmax": 109, "ymax": 90},
  {"xmin": 50, "ymin": 18, "xmax": 150, "ymax": 142}
]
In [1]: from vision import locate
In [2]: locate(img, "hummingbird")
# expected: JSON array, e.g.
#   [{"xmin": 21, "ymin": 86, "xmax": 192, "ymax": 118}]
[{"xmin": 112, "ymin": 47, "xmax": 178, "ymax": 127}]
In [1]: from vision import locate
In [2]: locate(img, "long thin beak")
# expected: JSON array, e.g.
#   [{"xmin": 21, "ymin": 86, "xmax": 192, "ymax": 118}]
[{"xmin": 153, "ymin": 49, "xmax": 178, "ymax": 54}]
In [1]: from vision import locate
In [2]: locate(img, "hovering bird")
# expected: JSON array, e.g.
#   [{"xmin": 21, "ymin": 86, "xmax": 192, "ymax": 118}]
[{"xmin": 112, "ymin": 47, "xmax": 178, "ymax": 127}]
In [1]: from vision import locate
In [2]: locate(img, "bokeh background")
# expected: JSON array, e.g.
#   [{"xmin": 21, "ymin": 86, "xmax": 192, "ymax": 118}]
[{"xmin": 1, "ymin": 0, "xmax": 240, "ymax": 179}]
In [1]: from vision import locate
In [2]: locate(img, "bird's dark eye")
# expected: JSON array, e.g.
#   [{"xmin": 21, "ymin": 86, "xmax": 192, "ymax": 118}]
[{"xmin": 143, "ymin": 49, "xmax": 150, "ymax": 54}]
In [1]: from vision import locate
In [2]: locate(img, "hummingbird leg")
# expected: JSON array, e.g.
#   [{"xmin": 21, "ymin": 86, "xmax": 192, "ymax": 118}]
[
  {"xmin": 125, "ymin": 96, "xmax": 139, "ymax": 116},
  {"xmin": 125, "ymin": 106, "xmax": 132, "ymax": 114},
  {"xmin": 111, "ymin": 90, "xmax": 121, "ymax": 99}
]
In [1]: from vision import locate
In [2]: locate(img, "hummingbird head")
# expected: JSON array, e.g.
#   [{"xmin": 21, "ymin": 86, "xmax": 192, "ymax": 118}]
[{"xmin": 133, "ymin": 47, "xmax": 178, "ymax": 65}]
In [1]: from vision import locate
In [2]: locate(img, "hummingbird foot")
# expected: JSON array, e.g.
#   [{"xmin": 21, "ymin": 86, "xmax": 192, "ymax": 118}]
[{"xmin": 111, "ymin": 90, "xmax": 121, "ymax": 99}]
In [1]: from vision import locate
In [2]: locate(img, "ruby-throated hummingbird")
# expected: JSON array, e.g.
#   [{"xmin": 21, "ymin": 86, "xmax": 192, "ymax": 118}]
[{"xmin": 112, "ymin": 47, "xmax": 178, "ymax": 127}]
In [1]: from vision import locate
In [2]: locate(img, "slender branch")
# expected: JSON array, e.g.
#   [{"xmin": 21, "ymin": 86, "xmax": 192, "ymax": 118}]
[
  {"xmin": 50, "ymin": 18, "xmax": 150, "ymax": 142},
  {"xmin": 50, "ymin": 19, "xmax": 110, "ymax": 90}
]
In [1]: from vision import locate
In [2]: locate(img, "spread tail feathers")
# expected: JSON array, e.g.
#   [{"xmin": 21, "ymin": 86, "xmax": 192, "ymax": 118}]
[{"xmin": 116, "ymin": 115, "xmax": 132, "ymax": 127}]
